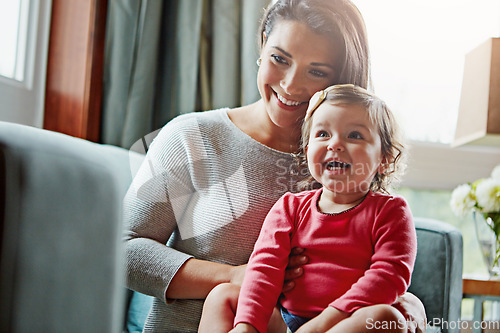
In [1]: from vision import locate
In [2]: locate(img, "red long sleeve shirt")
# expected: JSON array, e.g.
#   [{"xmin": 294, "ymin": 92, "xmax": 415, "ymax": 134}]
[{"xmin": 234, "ymin": 189, "xmax": 417, "ymax": 333}]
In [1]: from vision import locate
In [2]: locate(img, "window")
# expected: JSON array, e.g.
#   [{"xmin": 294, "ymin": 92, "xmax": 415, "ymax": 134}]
[
  {"xmin": 352, "ymin": 1, "xmax": 500, "ymax": 320},
  {"xmin": 0, "ymin": 0, "xmax": 50, "ymax": 127},
  {"xmin": 353, "ymin": 0, "xmax": 500, "ymax": 144},
  {"xmin": 0, "ymin": 0, "xmax": 31, "ymax": 82}
]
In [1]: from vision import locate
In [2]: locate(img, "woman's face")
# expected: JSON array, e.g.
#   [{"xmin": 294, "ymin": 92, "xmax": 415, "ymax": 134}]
[{"xmin": 257, "ymin": 20, "xmax": 340, "ymax": 130}]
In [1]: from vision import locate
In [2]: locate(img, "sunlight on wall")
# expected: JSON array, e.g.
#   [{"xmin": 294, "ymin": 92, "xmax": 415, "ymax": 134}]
[{"xmin": 353, "ymin": 0, "xmax": 500, "ymax": 144}]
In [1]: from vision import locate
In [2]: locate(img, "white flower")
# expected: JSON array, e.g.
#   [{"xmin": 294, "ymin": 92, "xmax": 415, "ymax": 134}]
[
  {"xmin": 450, "ymin": 183, "xmax": 475, "ymax": 216},
  {"xmin": 492, "ymin": 165, "xmax": 500, "ymax": 180},
  {"xmin": 475, "ymin": 178, "xmax": 500, "ymax": 213}
]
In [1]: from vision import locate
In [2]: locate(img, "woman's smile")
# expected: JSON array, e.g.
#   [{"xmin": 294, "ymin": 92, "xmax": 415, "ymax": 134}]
[{"xmin": 273, "ymin": 90, "xmax": 306, "ymax": 111}]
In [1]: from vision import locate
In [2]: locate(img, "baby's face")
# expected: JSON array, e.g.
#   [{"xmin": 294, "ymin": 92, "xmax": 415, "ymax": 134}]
[{"xmin": 306, "ymin": 102, "xmax": 384, "ymax": 197}]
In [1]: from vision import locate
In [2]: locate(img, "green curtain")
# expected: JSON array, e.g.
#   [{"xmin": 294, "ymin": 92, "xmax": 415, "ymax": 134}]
[{"xmin": 101, "ymin": 0, "xmax": 270, "ymax": 148}]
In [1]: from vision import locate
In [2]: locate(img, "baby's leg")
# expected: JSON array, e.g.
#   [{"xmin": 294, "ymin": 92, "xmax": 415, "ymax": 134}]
[
  {"xmin": 326, "ymin": 304, "xmax": 406, "ymax": 333},
  {"xmin": 268, "ymin": 306, "xmax": 289, "ymax": 333},
  {"xmin": 198, "ymin": 283, "xmax": 241, "ymax": 333}
]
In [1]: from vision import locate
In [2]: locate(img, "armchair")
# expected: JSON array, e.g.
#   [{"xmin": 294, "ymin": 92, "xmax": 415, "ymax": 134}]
[
  {"xmin": 0, "ymin": 121, "xmax": 463, "ymax": 333},
  {"xmin": 409, "ymin": 217, "xmax": 463, "ymax": 333}
]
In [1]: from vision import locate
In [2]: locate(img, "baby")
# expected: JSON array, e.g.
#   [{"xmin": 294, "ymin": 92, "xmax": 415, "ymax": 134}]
[{"xmin": 199, "ymin": 84, "xmax": 417, "ymax": 333}]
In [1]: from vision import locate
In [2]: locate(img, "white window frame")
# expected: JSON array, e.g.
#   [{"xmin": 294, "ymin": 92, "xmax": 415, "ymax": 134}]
[
  {"xmin": 0, "ymin": 0, "xmax": 30, "ymax": 83},
  {"xmin": 0, "ymin": 0, "xmax": 52, "ymax": 128}
]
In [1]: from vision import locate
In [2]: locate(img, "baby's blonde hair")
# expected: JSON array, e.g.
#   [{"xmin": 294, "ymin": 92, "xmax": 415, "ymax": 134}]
[{"xmin": 300, "ymin": 84, "xmax": 406, "ymax": 193}]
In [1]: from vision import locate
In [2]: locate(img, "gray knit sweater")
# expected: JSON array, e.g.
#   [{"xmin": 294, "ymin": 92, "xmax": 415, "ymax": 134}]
[{"xmin": 123, "ymin": 109, "xmax": 306, "ymax": 332}]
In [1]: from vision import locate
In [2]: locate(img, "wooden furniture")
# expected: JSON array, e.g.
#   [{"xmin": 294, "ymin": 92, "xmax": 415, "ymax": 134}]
[
  {"xmin": 43, "ymin": 0, "xmax": 108, "ymax": 142},
  {"xmin": 462, "ymin": 277, "xmax": 500, "ymax": 333}
]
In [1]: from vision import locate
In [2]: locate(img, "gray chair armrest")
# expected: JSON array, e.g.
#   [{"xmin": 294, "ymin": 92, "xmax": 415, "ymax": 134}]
[
  {"xmin": 409, "ymin": 217, "xmax": 463, "ymax": 333},
  {"xmin": 0, "ymin": 121, "xmax": 130, "ymax": 332}
]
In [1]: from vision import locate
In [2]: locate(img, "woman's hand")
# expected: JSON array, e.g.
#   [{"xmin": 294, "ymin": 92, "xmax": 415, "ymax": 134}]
[
  {"xmin": 283, "ymin": 247, "xmax": 308, "ymax": 293},
  {"xmin": 392, "ymin": 292, "xmax": 427, "ymax": 333}
]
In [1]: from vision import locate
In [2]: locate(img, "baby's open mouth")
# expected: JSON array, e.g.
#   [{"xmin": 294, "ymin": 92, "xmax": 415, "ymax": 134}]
[{"xmin": 326, "ymin": 161, "xmax": 350, "ymax": 170}]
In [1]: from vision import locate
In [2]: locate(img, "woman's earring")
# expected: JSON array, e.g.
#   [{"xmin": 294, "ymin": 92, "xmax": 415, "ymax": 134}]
[{"xmin": 256, "ymin": 58, "xmax": 262, "ymax": 66}]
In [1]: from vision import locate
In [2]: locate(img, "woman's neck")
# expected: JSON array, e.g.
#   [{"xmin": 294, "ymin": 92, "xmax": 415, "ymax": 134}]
[{"xmin": 227, "ymin": 101, "xmax": 302, "ymax": 154}]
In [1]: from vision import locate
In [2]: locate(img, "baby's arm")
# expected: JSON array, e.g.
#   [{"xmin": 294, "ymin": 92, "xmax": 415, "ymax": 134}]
[
  {"xmin": 234, "ymin": 193, "xmax": 296, "ymax": 333},
  {"xmin": 230, "ymin": 323, "xmax": 259, "ymax": 333}
]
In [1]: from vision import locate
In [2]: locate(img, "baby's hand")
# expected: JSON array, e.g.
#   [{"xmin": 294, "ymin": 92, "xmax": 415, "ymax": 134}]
[
  {"xmin": 229, "ymin": 323, "xmax": 259, "ymax": 333},
  {"xmin": 295, "ymin": 307, "xmax": 348, "ymax": 333}
]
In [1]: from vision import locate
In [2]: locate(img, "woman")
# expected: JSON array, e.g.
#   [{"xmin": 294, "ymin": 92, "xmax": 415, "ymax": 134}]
[{"xmin": 123, "ymin": 0, "xmax": 426, "ymax": 332}]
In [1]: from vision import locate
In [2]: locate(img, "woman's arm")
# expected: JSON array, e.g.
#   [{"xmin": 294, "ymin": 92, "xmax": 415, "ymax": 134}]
[
  {"xmin": 167, "ymin": 246, "xmax": 307, "ymax": 299},
  {"xmin": 167, "ymin": 247, "xmax": 307, "ymax": 299},
  {"xmin": 166, "ymin": 258, "xmax": 246, "ymax": 299},
  {"xmin": 124, "ymin": 120, "xmax": 223, "ymax": 302}
]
